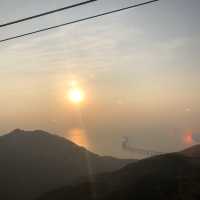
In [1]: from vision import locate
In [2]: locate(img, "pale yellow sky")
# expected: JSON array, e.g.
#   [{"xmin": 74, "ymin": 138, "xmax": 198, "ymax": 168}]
[{"xmin": 0, "ymin": 0, "xmax": 200, "ymax": 157}]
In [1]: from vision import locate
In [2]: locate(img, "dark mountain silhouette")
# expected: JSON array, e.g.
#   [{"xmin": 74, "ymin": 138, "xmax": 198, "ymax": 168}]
[
  {"xmin": 38, "ymin": 145, "xmax": 200, "ymax": 200},
  {"xmin": 181, "ymin": 144, "xmax": 200, "ymax": 158},
  {"xmin": 0, "ymin": 129, "xmax": 134, "ymax": 200}
]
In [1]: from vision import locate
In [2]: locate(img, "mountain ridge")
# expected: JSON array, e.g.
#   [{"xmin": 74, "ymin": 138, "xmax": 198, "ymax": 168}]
[
  {"xmin": 0, "ymin": 129, "xmax": 135, "ymax": 200},
  {"xmin": 38, "ymin": 145, "xmax": 200, "ymax": 200}
]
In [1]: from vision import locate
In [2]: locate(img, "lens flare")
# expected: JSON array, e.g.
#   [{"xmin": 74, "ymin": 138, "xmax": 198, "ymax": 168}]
[{"xmin": 183, "ymin": 132, "xmax": 194, "ymax": 145}]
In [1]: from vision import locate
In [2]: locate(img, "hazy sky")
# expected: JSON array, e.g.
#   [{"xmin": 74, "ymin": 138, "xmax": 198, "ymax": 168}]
[{"xmin": 0, "ymin": 0, "xmax": 200, "ymax": 158}]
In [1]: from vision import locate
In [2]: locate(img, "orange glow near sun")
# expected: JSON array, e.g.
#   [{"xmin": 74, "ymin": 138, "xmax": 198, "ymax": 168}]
[{"xmin": 66, "ymin": 128, "xmax": 90, "ymax": 149}]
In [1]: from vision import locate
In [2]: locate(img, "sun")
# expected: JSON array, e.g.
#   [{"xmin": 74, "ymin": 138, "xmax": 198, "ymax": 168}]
[{"xmin": 68, "ymin": 88, "xmax": 84, "ymax": 104}]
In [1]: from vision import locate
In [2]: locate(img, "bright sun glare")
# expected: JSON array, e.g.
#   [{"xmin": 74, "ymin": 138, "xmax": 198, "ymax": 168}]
[{"xmin": 68, "ymin": 88, "xmax": 84, "ymax": 104}]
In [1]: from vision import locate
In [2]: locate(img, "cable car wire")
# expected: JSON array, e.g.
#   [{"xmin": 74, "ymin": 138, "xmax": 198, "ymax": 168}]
[
  {"xmin": 0, "ymin": 0, "xmax": 98, "ymax": 28},
  {"xmin": 0, "ymin": 0, "xmax": 160, "ymax": 44}
]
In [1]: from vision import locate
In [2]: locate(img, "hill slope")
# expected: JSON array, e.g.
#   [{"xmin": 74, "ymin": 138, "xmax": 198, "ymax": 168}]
[
  {"xmin": 38, "ymin": 145, "xmax": 200, "ymax": 200},
  {"xmin": 0, "ymin": 129, "xmax": 134, "ymax": 200}
]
